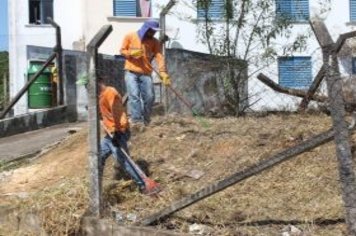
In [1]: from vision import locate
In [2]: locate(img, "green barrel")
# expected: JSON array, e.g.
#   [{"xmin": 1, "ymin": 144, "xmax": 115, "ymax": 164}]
[{"xmin": 28, "ymin": 62, "xmax": 53, "ymax": 109}]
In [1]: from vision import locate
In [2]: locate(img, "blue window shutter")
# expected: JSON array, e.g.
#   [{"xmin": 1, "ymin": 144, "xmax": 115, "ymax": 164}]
[
  {"xmin": 197, "ymin": 0, "xmax": 224, "ymax": 19},
  {"xmin": 209, "ymin": 0, "xmax": 225, "ymax": 18},
  {"xmin": 276, "ymin": 0, "xmax": 292, "ymax": 19},
  {"xmin": 279, "ymin": 57, "xmax": 312, "ymax": 88},
  {"xmin": 113, "ymin": 0, "xmax": 137, "ymax": 17},
  {"xmin": 291, "ymin": 0, "xmax": 309, "ymax": 21},
  {"xmin": 276, "ymin": 0, "xmax": 309, "ymax": 22},
  {"xmin": 279, "ymin": 57, "xmax": 296, "ymax": 88},
  {"xmin": 351, "ymin": 0, "xmax": 356, "ymax": 21}
]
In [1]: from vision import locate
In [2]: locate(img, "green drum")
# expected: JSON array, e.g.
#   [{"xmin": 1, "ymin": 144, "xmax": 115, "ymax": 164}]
[{"xmin": 28, "ymin": 62, "xmax": 53, "ymax": 108}]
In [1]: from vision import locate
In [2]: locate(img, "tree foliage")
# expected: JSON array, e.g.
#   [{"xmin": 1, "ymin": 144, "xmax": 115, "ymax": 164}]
[
  {"xmin": 156, "ymin": 0, "xmax": 330, "ymax": 115},
  {"xmin": 177, "ymin": 0, "xmax": 330, "ymax": 114},
  {"xmin": 193, "ymin": 0, "xmax": 317, "ymax": 69}
]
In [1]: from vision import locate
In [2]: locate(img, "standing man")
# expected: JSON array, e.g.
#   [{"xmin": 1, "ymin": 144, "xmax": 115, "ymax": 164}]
[
  {"xmin": 98, "ymin": 76, "xmax": 160, "ymax": 195},
  {"xmin": 120, "ymin": 19, "xmax": 171, "ymax": 130}
]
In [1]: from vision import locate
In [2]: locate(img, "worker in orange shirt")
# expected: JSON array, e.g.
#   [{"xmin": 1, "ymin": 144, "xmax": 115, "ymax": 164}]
[
  {"xmin": 120, "ymin": 19, "xmax": 171, "ymax": 131},
  {"xmin": 98, "ymin": 76, "xmax": 160, "ymax": 195}
]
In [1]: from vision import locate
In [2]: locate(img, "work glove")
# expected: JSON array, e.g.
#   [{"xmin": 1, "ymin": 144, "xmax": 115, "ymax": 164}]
[
  {"xmin": 160, "ymin": 72, "xmax": 171, "ymax": 86},
  {"xmin": 130, "ymin": 49, "xmax": 143, "ymax": 58}
]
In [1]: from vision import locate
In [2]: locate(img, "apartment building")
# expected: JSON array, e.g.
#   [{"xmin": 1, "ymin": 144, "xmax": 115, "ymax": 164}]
[{"xmin": 8, "ymin": 0, "xmax": 356, "ymax": 114}]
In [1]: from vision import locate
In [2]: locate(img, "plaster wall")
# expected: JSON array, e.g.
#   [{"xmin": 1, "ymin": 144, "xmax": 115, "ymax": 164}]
[{"xmin": 8, "ymin": 0, "xmax": 84, "ymax": 115}]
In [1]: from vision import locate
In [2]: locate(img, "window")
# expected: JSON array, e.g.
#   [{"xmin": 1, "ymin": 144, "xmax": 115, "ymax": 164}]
[
  {"xmin": 113, "ymin": 0, "xmax": 151, "ymax": 17},
  {"xmin": 351, "ymin": 0, "xmax": 356, "ymax": 22},
  {"xmin": 29, "ymin": 0, "xmax": 53, "ymax": 24},
  {"xmin": 197, "ymin": 0, "xmax": 225, "ymax": 19},
  {"xmin": 275, "ymin": 0, "xmax": 309, "ymax": 22},
  {"xmin": 278, "ymin": 57, "xmax": 312, "ymax": 88}
]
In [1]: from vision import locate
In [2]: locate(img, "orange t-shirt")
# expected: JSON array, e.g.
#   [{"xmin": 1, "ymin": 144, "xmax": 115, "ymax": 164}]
[
  {"xmin": 99, "ymin": 86, "xmax": 129, "ymax": 133},
  {"xmin": 120, "ymin": 31, "xmax": 166, "ymax": 75}
]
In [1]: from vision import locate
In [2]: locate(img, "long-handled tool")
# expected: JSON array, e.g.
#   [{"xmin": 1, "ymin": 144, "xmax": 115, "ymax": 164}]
[
  {"xmin": 118, "ymin": 143, "xmax": 161, "ymax": 196},
  {"xmin": 152, "ymin": 68, "xmax": 195, "ymax": 114},
  {"xmin": 152, "ymin": 68, "xmax": 210, "ymax": 127},
  {"xmin": 101, "ymin": 122, "xmax": 161, "ymax": 196}
]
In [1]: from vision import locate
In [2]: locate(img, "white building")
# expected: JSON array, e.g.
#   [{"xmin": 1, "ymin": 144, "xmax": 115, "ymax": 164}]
[{"xmin": 8, "ymin": 0, "xmax": 356, "ymax": 115}]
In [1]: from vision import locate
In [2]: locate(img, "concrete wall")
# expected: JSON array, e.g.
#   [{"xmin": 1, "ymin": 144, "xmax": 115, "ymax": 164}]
[
  {"xmin": 0, "ymin": 105, "xmax": 73, "ymax": 138},
  {"xmin": 62, "ymin": 52, "xmax": 126, "ymax": 121},
  {"xmin": 60, "ymin": 47, "xmax": 244, "ymax": 119},
  {"xmin": 82, "ymin": 217, "xmax": 186, "ymax": 236},
  {"xmin": 165, "ymin": 49, "xmax": 247, "ymax": 116}
]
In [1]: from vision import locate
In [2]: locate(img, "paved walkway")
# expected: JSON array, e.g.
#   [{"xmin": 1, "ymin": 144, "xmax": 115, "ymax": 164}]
[{"xmin": 0, "ymin": 122, "xmax": 87, "ymax": 162}]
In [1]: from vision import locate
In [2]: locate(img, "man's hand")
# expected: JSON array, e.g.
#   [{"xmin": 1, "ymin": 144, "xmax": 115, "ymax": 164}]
[
  {"xmin": 130, "ymin": 49, "xmax": 143, "ymax": 58},
  {"xmin": 160, "ymin": 72, "xmax": 171, "ymax": 86}
]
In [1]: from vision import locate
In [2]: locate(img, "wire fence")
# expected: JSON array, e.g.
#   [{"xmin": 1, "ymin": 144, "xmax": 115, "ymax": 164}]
[
  {"xmin": 246, "ymin": 48, "xmax": 356, "ymax": 115},
  {"xmin": 23, "ymin": 44, "xmax": 356, "ymax": 119}
]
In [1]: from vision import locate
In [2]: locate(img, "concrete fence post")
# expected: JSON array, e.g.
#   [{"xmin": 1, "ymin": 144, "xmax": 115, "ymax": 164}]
[{"xmin": 86, "ymin": 25, "xmax": 113, "ymax": 217}]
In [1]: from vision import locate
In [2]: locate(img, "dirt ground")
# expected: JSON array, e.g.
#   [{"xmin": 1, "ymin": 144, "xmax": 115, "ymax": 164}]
[{"xmin": 1, "ymin": 113, "xmax": 356, "ymax": 235}]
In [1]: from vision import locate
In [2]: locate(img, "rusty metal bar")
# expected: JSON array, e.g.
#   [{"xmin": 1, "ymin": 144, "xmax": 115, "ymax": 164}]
[
  {"xmin": 0, "ymin": 53, "xmax": 56, "ymax": 119},
  {"xmin": 47, "ymin": 17, "xmax": 64, "ymax": 105}
]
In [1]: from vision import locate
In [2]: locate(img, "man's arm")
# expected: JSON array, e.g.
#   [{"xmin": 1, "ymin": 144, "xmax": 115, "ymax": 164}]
[
  {"xmin": 112, "ymin": 99, "xmax": 122, "ymax": 132},
  {"xmin": 110, "ymin": 92, "xmax": 128, "ymax": 133},
  {"xmin": 120, "ymin": 34, "xmax": 131, "ymax": 58}
]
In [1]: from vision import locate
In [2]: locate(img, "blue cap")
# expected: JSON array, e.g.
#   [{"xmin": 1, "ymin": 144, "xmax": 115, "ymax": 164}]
[
  {"xmin": 144, "ymin": 19, "xmax": 161, "ymax": 31},
  {"xmin": 137, "ymin": 20, "xmax": 161, "ymax": 40}
]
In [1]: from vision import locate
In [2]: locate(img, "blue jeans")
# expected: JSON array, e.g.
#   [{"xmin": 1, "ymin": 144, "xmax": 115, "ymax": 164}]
[
  {"xmin": 125, "ymin": 71, "xmax": 154, "ymax": 124},
  {"xmin": 100, "ymin": 131, "xmax": 145, "ymax": 188}
]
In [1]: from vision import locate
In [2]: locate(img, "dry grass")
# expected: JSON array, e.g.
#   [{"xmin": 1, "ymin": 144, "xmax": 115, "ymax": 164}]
[{"xmin": 1, "ymin": 112, "xmax": 355, "ymax": 235}]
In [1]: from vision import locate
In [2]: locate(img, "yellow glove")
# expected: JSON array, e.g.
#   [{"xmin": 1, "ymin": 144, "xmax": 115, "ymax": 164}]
[
  {"xmin": 160, "ymin": 72, "xmax": 171, "ymax": 86},
  {"xmin": 130, "ymin": 49, "xmax": 143, "ymax": 58}
]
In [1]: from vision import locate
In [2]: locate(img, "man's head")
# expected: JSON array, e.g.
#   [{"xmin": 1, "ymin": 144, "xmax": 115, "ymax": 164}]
[
  {"xmin": 138, "ymin": 19, "xmax": 161, "ymax": 40},
  {"xmin": 145, "ymin": 28, "xmax": 156, "ymax": 39},
  {"xmin": 97, "ymin": 76, "xmax": 108, "ymax": 92}
]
